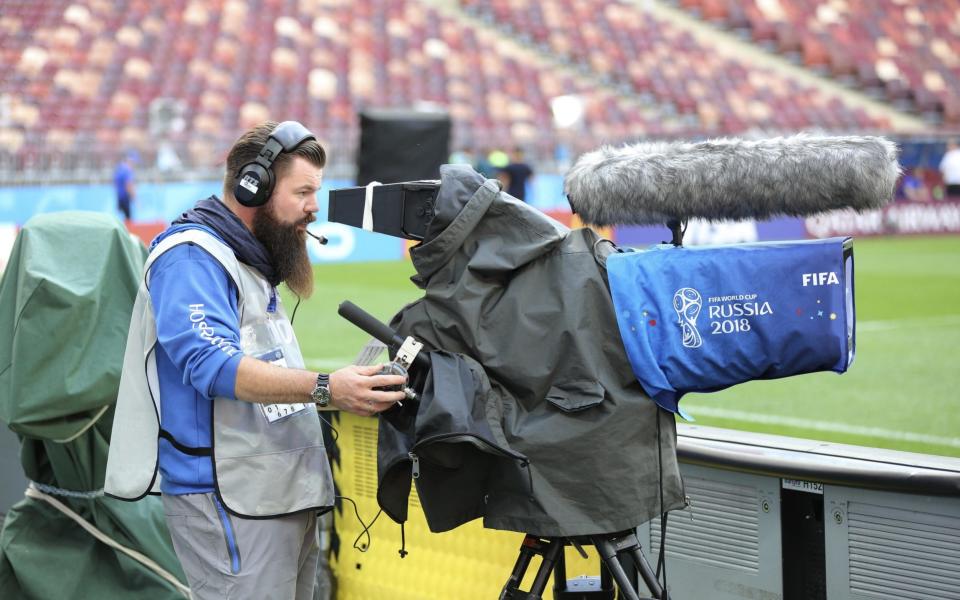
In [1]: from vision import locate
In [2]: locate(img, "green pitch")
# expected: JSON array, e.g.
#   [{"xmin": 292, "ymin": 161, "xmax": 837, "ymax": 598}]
[{"xmin": 286, "ymin": 235, "xmax": 960, "ymax": 458}]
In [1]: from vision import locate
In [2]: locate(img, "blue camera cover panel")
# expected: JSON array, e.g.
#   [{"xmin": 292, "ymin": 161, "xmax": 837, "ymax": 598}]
[{"xmin": 607, "ymin": 237, "xmax": 854, "ymax": 416}]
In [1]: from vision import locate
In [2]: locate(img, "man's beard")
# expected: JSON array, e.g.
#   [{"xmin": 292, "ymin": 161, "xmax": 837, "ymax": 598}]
[{"xmin": 252, "ymin": 206, "xmax": 315, "ymax": 298}]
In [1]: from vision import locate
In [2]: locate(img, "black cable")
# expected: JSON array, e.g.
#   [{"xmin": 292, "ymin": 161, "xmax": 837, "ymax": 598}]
[
  {"xmin": 655, "ymin": 408, "xmax": 669, "ymax": 596},
  {"xmin": 399, "ymin": 522, "xmax": 409, "ymax": 558},
  {"xmin": 289, "ymin": 293, "xmax": 303, "ymax": 325},
  {"xmin": 316, "ymin": 411, "xmax": 339, "ymax": 443},
  {"xmin": 336, "ymin": 495, "xmax": 382, "ymax": 552}
]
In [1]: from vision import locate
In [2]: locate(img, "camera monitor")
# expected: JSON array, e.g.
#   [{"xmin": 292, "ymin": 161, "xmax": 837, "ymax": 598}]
[{"xmin": 328, "ymin": 181, "xmax": 440, "ymax": 241}]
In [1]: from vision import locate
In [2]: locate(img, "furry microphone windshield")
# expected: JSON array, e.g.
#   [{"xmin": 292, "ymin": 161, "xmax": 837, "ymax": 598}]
[{"xmin": 563, "ymin": 134, "xmax": 901, "ymax": 226}]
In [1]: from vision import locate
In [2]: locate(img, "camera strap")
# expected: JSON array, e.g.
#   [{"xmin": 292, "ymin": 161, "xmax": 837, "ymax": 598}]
[{"xmin": 362, "ymin": 181, "xmax": 382, "ymax": 231}]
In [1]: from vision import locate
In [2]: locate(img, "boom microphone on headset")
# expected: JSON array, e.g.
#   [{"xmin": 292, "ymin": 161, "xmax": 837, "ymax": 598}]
[
  {"xmin": 306, "ymin": 230, "xmax": 328, "ymax": 245},
  {"xmin": 563, "ymin": 134, "xmax": 901, "ymax": 226}
]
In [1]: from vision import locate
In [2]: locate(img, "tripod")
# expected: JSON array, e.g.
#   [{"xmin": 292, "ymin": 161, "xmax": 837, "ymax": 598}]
[{"xmin": 500, "ymin": 530, "xmax": 670, "ymax": 600}]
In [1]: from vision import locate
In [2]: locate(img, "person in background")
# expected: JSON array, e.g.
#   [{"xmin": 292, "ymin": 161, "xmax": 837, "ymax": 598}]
[
  {"xmin": 473, "ymin": 147, "xmax": 498, "ymax": 179},
  {"xmin": 900, "ymin": 168, "xmax": 929, "ymax": 202},
  {"xmin": 114, "ymin": 150, "xmax": 138, "ymax": 221},
  {"xmin": 939, "ymin": 139, "xmax": 960, "ymax": 199},
  {"xmin": 497, "ymin": 147, "xmax": 534, "ymax": 202}
]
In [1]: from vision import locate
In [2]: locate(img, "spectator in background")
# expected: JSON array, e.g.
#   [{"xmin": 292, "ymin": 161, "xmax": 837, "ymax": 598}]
[
  {"xmin": 939, "ymin": 139, "xmax": 960, "ymax": 199},
  {"xmin": 114, "ymin": 150, "xmax": 138, "ymax": 221},
  {"xmin": 487, "ymin": 148, "xmax": 509, "ymax": 170},
  {"xmin": 900, "ymin": 168, "xmax": 929, "ymax": 202},
  {"xmin": 473, "ymin": 148, "xmax": 498, "ymax": 179},
  {"xmin": 498, "ymin": 147, "xmax": 534, "ymax": 202}
]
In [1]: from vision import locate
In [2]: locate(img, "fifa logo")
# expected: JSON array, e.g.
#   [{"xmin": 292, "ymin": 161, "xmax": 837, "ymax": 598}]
[
  {"xmin": 802, "ymin": 272, "xmax": 839, "ymax": 286},
  {"xmin": 673, "ymin": 287, "xmax": 703, "ymax": 348}
]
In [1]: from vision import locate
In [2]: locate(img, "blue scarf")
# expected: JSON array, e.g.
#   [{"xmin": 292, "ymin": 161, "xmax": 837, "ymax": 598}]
[{"xmin": 171, "ymin": 196, "xmax": 279, "ymax": 286}]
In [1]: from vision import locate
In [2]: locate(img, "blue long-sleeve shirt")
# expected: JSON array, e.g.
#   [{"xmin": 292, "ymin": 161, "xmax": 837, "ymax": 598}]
[{"xmin": 149, "ymin": 225, "xmax": 245, "ymax": 494}]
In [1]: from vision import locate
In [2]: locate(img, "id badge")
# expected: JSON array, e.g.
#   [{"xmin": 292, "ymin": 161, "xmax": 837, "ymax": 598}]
[{"xmin": 255, "ymin": 348, "xmax": 310, "ymax": 424}]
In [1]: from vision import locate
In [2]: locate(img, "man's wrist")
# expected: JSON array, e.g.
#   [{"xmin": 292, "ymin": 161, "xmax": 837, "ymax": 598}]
[{"xmin": 311, "ymin": 372, "xmax": 332, "ymax": 407}]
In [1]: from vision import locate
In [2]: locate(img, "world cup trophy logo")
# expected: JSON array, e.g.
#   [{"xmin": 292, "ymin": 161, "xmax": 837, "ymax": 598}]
[{"xmin": 673, "ymin": 287, "xmax": 703, "ymax": 348}]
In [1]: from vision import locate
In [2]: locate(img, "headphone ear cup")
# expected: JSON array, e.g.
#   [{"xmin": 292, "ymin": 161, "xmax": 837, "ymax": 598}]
[{"xmin": 234, "ymin": 163, "xmax": 274, "ymax": 207}]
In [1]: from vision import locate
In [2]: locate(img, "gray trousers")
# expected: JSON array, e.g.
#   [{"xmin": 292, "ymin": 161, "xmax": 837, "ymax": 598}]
[{"xmin": 162, "ymin": 493, "xmax": 323, "ymax": 600}]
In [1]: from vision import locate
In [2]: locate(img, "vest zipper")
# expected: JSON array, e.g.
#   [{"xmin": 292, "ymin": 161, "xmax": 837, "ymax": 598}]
[{"xmin": 409, "ymin": 452, "xmax": 420, "ymax": 479}]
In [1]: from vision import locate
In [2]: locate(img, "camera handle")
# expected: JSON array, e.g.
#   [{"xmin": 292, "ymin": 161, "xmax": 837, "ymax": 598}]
[{"xmin": 338, "ymin": 301, "xmax": 429, "ymax": 371}]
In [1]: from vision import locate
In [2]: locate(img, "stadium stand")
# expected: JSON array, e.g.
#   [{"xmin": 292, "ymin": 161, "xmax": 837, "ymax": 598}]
[
  {"xmin": 461, "ymin": 0, "xmax": 894, "ymax": 132},
  {"xmin": 0, "ymin": 0, "xmax": 955, "ymax": 182},
  {"xmin": 0, "ymin": 0, "xmax": 690, "ymax": 178},
  {"xmin": 675, "ymin": 0, "xmax": 960, "ymax": 125}
]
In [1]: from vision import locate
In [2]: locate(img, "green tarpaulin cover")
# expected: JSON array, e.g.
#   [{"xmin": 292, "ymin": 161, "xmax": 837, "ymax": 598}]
[{"xmin": 0, "ymin": 212, "xmax": 188, "ymax": 599}]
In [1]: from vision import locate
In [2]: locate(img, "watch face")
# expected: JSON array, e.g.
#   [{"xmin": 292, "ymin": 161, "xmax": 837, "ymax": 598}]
[{"xmin": 314, "ymin": 384, "xmax": 331, "ymax": 407}]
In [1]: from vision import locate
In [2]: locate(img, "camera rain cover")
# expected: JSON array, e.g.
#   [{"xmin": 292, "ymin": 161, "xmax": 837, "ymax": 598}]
[{"xmin": 607, "ymin": 237, "xmax": 855, "ymax": 417}]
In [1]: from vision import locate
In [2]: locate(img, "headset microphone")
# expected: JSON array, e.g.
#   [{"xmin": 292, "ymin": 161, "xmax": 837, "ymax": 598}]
[{"xmin": 306, "ymin": 230, "xmax": 328, "ymax": 245}]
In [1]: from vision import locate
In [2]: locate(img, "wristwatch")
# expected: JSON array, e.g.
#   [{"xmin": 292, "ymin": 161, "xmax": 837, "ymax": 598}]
[{"xmin": 311, "ymin": 372, "xmax": 331, "ymax": 408}]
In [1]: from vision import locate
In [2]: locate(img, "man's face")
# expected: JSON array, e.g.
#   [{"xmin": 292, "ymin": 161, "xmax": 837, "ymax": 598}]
[{"xmin": 252, "ymin": 156, "xmax": 322, "ymax": 298}]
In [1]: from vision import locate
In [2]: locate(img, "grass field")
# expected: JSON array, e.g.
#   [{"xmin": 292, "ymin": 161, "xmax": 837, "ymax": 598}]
[{"xmin": 285, "ymin": 235, "xmax": 960, "ymax": 458}]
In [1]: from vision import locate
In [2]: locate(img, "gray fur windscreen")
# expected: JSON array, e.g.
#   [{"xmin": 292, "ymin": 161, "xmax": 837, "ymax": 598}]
[{"xmin": 563, "ymin": 134, "xmax": 901, "ymax": 226}]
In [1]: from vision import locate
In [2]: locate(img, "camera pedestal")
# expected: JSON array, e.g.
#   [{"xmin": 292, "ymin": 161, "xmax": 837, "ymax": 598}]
[{"xmin": 499, "ymin": 530, "xmax": 670, "ymax": 600}]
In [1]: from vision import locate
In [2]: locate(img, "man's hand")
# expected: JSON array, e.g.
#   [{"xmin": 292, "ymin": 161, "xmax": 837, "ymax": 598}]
[{"xmin": 329, "ymin": 364, "xmax": 407, "ymax": 416}]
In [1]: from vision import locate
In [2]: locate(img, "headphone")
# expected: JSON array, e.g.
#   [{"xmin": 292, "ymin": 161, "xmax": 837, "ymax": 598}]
[{"xmin": 234, "ymin": 121, "xmax": 317, "ymax": 207}]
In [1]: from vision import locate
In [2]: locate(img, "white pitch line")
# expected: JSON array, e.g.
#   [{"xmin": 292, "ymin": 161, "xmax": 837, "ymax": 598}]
[
  {"xmin": 857, "ymin": 314, "xmax": 960, "ymax": 332},
  {"xmin": 685, "ymin": 405, "xmax": 960, "ymax": 449}
]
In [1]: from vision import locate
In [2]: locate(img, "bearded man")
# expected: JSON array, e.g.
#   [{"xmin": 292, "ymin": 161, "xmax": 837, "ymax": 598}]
[{"xmin": 105, "ymin": 121, "xmax": 406, "ymax": 599}]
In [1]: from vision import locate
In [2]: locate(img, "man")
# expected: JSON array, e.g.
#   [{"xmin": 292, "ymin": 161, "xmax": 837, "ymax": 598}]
[
  {"xmin": 939, "ymin": 139, "xmax": 960, "ymax": 198},
  {"xmin": 105, "ymin": 121, "xmax": 406, "ymax": 599},
  {"xmin": 497, "ymin": 147, "xmax": 534, "ymax": 202},
  {"xmin": 114, "ymin": 150, "xmax": 138, "ymax": 221}
]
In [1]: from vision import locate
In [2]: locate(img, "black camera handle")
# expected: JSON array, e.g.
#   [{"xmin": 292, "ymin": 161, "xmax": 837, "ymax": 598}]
[{"xmin": 337, "ymin": 301, "xmax": 430, "ymax": 372}]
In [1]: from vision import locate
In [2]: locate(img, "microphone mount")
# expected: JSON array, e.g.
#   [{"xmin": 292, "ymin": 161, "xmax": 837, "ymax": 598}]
[{"xmin": 666, "ymin": 219, "xmax": 686, "ymax": 247}]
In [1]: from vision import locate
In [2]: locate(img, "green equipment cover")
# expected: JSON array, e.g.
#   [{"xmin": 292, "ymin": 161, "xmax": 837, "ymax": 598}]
[{"xmin": 0, "ymin": 212, "xmax": 189, "ymax": 599}]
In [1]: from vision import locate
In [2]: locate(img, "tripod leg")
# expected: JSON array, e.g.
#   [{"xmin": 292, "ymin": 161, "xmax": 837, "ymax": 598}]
[
  {"xmin": 529, "ymin": 538, "xmax": 564, "ymax": 596},
  {"xmin": 552, "ymin": 544, "xmax": 567, "ymax": 595},
  {"xmin": 501, "ymin": 536, "xmax": 537, "ymax": 599},
  {"xmin": 627, "ymin": 546, "xmax": 669, "ymax": 600},
  {"xmin": 593, "ymin": 537, "xmax": 642, "ymax": 600},
  {"xmin": 499, "ymin": 536, "xmax": 565, "ymax": 600}
]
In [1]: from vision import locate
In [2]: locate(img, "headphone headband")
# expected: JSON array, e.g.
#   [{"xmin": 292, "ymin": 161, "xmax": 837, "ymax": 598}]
[{"xmin": 270, "ymin": 121, "xmax": 316, "ymax": 152}]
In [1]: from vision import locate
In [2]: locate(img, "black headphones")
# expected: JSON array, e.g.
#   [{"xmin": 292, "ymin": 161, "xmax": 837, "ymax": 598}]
[{"xmin": 234, "ymin": 121, "xmax": 317, "ymax": 207}]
